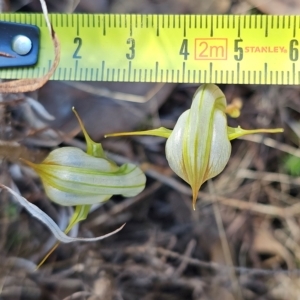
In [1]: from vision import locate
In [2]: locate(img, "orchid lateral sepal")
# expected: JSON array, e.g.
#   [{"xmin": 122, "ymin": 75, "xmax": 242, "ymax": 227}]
[
  {"xmin": 227, "ymin": 126, "xmax": 284, "ymax": 141},
  {"xmin": 105, "ymin": 127, "xmax": 172, "ymax": 139}
]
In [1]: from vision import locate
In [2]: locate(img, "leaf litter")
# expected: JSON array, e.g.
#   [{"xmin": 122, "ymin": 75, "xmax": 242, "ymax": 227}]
[{"xmin": 1, "ymin": 0, "xmax": 300, "ymax": 300}]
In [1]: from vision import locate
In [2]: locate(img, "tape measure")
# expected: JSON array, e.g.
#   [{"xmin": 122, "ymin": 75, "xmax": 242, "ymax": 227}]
[{"xmin": 0, "ymin": 14, "xmax": 300, "ymax": 84}]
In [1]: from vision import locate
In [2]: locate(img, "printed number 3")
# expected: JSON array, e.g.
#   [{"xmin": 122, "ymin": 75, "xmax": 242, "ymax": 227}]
[{"xmin": 126, "ymin": 38, "xmax": 135, "ymax": 60}]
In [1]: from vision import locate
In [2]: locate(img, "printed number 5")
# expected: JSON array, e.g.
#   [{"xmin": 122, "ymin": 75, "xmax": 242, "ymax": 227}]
[{"xmin": 234, "ymin": 39, "xmax": 243, "ymax": 61}]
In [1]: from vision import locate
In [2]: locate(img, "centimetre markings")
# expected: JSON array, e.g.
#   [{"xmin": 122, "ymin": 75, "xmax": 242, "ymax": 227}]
[{"xmin": 0, "ymin": 14, "xmax": 299, "ymax": 84}]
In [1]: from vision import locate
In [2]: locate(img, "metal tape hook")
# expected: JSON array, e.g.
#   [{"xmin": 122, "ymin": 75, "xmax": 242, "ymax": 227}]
[{"xmin": 0, "ymin": 21, "xmax": 39, "ymax": 68}]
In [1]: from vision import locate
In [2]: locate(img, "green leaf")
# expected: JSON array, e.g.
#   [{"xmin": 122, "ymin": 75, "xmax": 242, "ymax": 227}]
[{"xmin": 284, "ymin": 155, "xmax": 300, "ymax": 176}]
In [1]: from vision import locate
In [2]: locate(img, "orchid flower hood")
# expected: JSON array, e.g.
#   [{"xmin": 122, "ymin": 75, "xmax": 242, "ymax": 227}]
[{"xmin": 106, "ymin": 84, "xmax": 283, "ymax": 209}]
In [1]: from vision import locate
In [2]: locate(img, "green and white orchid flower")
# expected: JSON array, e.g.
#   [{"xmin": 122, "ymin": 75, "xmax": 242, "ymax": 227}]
[
  {"xmin": 20, "ymin": 108, "xmax": 146, "ymax": 238},
  {"xmin": 3, "ymin": 108, "xmax": 146, "ymax": 253},
  {"xmin": 106, "ymin": 84, "xmax": 283, "ymax": 209}
]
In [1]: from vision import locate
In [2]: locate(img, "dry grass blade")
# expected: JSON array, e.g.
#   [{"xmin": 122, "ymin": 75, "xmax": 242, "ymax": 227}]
[
  {"xmin": 65, "ymin": 81, "xmax": 167, "ymax": 103},
  {"xmin": 208, "ymin": 180, "xmax": 243, "ymax": 300},
  {"xmin": 246, "ymin": 0, "xmax": 300, "ymax": 14},
  {"xmin": 127, "ymin": 245, "xmax": 300, "ymax": 276},
  {"xmin": 239, "ymin": 134, "xmax": 300, "ymax": 158},
  {"xmin": 0, "ymin": 184, "xmax": 126, "ymax": 244}
]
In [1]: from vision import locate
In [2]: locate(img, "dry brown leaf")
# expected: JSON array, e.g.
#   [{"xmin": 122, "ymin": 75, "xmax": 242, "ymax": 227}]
[
  {"xmin": 247, "ymin": 0, "xmax": 300, "ymax": 14},
  {"xmin": 210, "ymin": 239, "xmax": 227, "ymax": 265},
  {"xmin": 91, "ymin": 275, "xmax": 113, "ymax": 300},
  {"xmin": 253, "ymin": 223, "xmax": 295, "ymax": 270},
  {"xmin": 269, "ymin": 275, "xmax": 300, "ymax": 300},
  {"xmin": 206, "ymin": 285, "xmax": 236, "ymax": 300}
]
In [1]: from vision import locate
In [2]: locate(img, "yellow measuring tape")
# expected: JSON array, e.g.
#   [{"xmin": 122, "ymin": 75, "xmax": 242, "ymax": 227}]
[{"xmin": 0, "ymin": 14, "xmax": 299, "ymax": 84}]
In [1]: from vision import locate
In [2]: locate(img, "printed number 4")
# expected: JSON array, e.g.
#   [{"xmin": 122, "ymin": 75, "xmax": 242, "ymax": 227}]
[{"xmin": 180, "ymin": 39, "xmax": 189, "ymax": 60}]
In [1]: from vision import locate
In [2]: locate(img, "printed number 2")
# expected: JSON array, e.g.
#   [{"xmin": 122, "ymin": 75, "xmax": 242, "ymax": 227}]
[{"xmin": 73, "ymin": 37, "xmax": 82, "ymax": 59}]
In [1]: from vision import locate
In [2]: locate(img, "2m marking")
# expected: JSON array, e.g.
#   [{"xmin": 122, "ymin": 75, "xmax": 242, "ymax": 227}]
[{"xmin": 195, "ymin": 38, "xmax": 228, "ymax": 60}]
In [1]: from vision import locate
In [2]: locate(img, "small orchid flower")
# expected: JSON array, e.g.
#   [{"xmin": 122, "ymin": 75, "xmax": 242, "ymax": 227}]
[
  {"xmin": 20, "ymin": 108, "xmax": 146, "ymax": 235},
  {"xmin": 105, "ymin": 84, "xmax": 283, "ymax": 209},
  {"xmin": 3, "ymin": 108, "xmax": 146, "ymax": 267}
]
